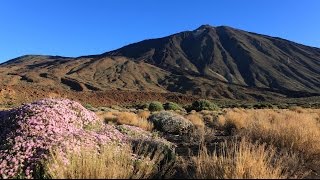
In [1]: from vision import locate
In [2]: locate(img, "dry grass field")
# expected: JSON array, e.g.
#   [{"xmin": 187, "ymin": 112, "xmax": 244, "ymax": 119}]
[{"xmin": 92, "ymin": 107, "xmax": 320, "ymax": 178}]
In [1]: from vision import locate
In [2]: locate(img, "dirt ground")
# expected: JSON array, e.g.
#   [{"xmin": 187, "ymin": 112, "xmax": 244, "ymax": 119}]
[{"xmin": 0, "ymin": 84, "xmax": 199, "ymax": 107}]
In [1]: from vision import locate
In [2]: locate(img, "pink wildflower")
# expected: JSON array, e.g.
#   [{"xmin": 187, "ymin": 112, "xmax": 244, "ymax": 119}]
[{"xmin": 0, "ymin": 98, "xmax": 127, "ymax": 179}]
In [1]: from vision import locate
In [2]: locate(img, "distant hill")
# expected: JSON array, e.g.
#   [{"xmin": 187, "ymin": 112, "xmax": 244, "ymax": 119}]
[{"xmin": 1, "ymin": 25, "xmax": 319, "ymax": 104}]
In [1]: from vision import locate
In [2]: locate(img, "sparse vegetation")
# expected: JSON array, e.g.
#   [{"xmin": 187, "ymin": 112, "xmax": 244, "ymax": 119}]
[{"xmin": 1, "ymin": 98, "xmax": 319, "ymax": 179}]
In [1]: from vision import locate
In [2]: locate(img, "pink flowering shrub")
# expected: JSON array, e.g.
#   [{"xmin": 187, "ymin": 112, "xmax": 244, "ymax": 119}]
[{"xmin": 0, "ymin": 98, "xmax": 127, "ymax": 179}]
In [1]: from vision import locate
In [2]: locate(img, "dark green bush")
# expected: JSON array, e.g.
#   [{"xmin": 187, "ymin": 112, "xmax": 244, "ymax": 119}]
[
  {"xmin": 243, "ymin": 104, "xmax": 254, "ymax": 109},
  {"xmin": 277, "ymin": 103, "xmax": 289, "ymax": 109},
  {"xmin": 191, "ymin": 99, "xmax": 219, "ymax": 111},
  {"xmin": 148, "ymin": 101, "xmax": 164, "ymax": 112},
  {"xmin": 136, "ymin": 103, "xmax": 150, "ymax": 110},
  {"xmin": 183, "ymin": 104, "xmax": 193, "ymax": 112},
  {"xmin": 163, "ymin": 102, "xmax": 183, "ymax": 111},
  {"xmin": 253, "ymin": 102, "xmax": 273, "ymax": 109}
]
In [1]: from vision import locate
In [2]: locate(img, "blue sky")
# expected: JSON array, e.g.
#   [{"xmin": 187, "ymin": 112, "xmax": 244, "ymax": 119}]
[{"xmin": 1, "ymin": 0, "xmax": 319, "ymax": 62}]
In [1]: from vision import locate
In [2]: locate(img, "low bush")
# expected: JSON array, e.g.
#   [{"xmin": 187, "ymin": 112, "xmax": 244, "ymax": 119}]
[
  {"xmin": 240, "ymin": 103, "xmax": 254, "ymax": 109},
  {"xmin": 148, "ymin": 101, "xmax": 164, "ymax": 112},
  {"xmin": 183, "ymin": 104, "xmax": 193, "ymax": 112},
  {"xmin": 163, "ymin": 102, "xmax": 183, "ymax": 111},
  {"xmin": 277, "ymin": 103, "xmax": 289, "ymax": 109},
  {"xmin": 148, "ymin": 111, "xmax": 193, "ymax": 134},
  {"xmin": 84, "ymin": 103, "xmax": 98, "ymax": 112},
  {"xmin": 136, "ymin": 103, "xmax": 150, "ymax": 110},
  {"xmin": 191, "ymin": 99, "xmax": 219, "ymax": 112},
  {"xmin": 253, "ymin": 102, "xmax": 273, "ymax": 109}
]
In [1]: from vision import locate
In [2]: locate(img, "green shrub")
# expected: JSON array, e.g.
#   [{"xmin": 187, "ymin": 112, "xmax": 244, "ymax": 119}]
[
  {"xmin": 277, "ymin": 103, "xmax": 288, "ymax": 109},
  {"xmin": 84, "ymin": 103, "xmax": 98, "ymax": 112},
  {"xmin": 240, "ymin": 104, "xmax": 254, "ymax": 109},
  {"xmin": 183, "ymin": 104, "xmax": 193, "ymax": 112},
  {"xmin": 148, "ymin": 101, "xmax": 164, "ymax": 112},
  {"xmin": 191, "ymin": 99, "xmax": 219, "ymax": 111},
  {"xmin": 253, "ymin": 102, "xmax": 273, "ymax": 109},
  {"xmin": 163, "ymin": 102, "xmax": 182, "ymax": 111},
  {"xmin": 84, "ymin": 103, "xmax": 93, "ymax": 109},
  {"xmin": 136, "ymin": 103, "xmax": 150, "ymax": 110}
]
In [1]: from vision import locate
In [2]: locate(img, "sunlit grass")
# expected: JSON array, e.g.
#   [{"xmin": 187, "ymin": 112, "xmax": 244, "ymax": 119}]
[
  {"xmin": 45, "ymin": 143, "xmax": 174, "ymax": 179},
  {"xmin": 182, "ymin": 138, "xmax": 302, "ymax": 179},
  {"xmin": 219, "ymin": 108, "xmax": 320, "ymax": 162}
]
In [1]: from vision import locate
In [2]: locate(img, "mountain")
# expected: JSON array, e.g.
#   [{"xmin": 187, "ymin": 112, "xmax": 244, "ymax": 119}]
[{"xmin": 0, "ymin": 25, "xmax": 319, "ymax": 105}]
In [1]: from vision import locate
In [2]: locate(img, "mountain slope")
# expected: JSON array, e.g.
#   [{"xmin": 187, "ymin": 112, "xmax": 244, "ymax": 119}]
[
  {"xmin": 107, "ymin": 25, "xmax": 320, "ymax": 93},
  {"xmin": 0, "ymin": 25, "xmax": 319, "ymax": 103}
]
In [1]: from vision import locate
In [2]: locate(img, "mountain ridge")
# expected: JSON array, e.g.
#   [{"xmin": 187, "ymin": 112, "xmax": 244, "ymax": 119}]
[
  {"xmin": 4, "ymin": 25, "xmax": 319, "ymax": 62},
  {"xmin": 1, "ymin": 25, "xmax": 319, "ymax": 104}
]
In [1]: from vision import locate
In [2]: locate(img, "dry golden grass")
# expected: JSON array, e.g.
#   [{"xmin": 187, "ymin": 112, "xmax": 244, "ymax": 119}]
[
  {"xmin": 224, "ymin": 110, "xmax": 246, "ymax": 130},
  {"xmin": 117, "ymin": 112, "xmax": 154, "ymax": 131},
  {"xmin": 45, "ymin": 143, "xmax": 172, "ymax": 179},
  {"xmin": 96, "ymin": 111, "xmax": 117, "ymax": 123},
  {"xmin": 289, "ymin": 106, "xmax": 305, "ymax": 113},
  {"xmin": 216, "ymin": 108, "xmax": 248, "ymax": 130},
  {"xmin": 0, "ymin": 107, "xmax": 10, "ymax": 111},
  {"xmin": 199, "ymin": 110, "xmax": 214, "ymax": 116},
  {"xmin": 216, "ymin": 115, "xmax": 226, "ymax": 127},
  {"xmin": 137, "ymin": 110, "xmax": 151, "ymax": 119},
  {"xmin": 46, "ymin": 145, "xmax": 133, "ymax": 179},
  {"xmin": 182, "ymin": 138, "xmax": 302, "ymax": 179},
  {"xmin": 95, "ymin": 111, "xmax": 153, "ymax": 131},
  {"xmin": 190, "ymin": 110, "xmax": 196, "ymax": 114},
  {"xmin": 117, "ymin": 112, "xmax": 139, "ymax": 124},
  {"xmin": 221, "ymin": 108, "xmax": 320, "ymax": 162},
  {"xmin": 185, "ymin": 113, "xmax": 205, "ymax": 128},
  {"xmin": 203, "ymin": 115, "xmax": 214, "ymax": 125}
]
